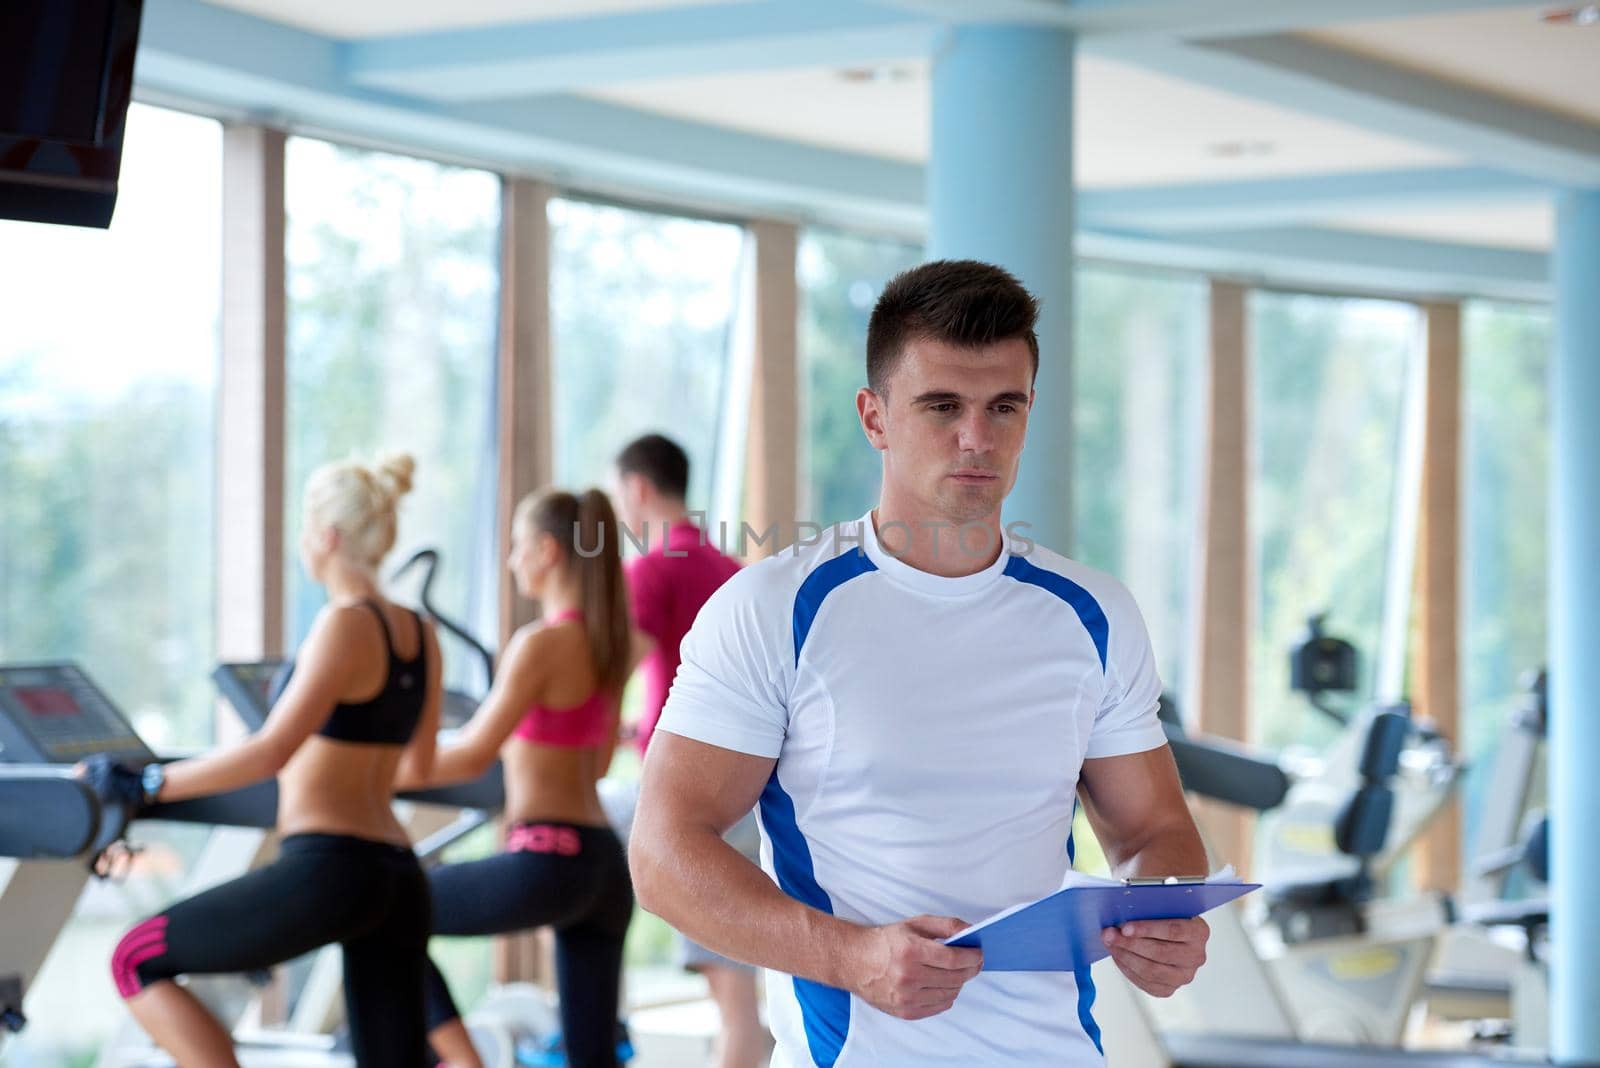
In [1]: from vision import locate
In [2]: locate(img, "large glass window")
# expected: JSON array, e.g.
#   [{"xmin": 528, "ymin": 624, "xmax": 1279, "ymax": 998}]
[
  {"xmin": 1249, "ymin": 292, "xmax": 1420, "ymax": 751},
  {"xmin": 284, "ymin": 138, "xmax": 501, "ymax": 687},
  {"xmin": 1460, "ymin": 301, "xmax": 1550, "ymax": 854},
  {"xmin": 549, "ymin": 198, "xmax": 744, "ymax": 505},
  {"xmin": 798, "ymin": 228, "xmax": 921, "ymax": 523},
  {"xmin": 1074, "ymin": 267, "xmax": 1207, "ymax": 705},
  {"xmin": 0, "ymin": 102, "xmax": 221, "ymax": 1065},
  {"xmin": 0, "ymin": 103, "xmax": 220, "ymax": 750}
]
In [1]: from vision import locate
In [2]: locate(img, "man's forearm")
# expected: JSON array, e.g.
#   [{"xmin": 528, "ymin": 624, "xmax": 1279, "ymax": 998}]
[{"xmin": 632, "ymin": 820, "xmax": 861, "ymax": 988}]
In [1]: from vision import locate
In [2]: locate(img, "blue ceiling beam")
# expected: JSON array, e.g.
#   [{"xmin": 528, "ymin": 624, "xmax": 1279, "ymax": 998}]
[
  {"xmin": 875, "ymin": 0, "xmax": 1533, "ymax": 39},
  {"xmin": 1101, "ymin": 34, "xmax": 1600, "ymax": 187},
  {"xmin": 1079, "ymin": 166, "xmax": 1546, "ymax": 232},
  {"xmin": 343, "ymin": 1, "xmax": 938, "ymax": 101},
  {"xmin": 1083, "ymin": 226, "xmax": 1547, "ymax": 302}
]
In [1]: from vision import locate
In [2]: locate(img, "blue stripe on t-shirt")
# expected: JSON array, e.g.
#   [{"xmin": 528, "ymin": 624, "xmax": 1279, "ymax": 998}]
[
  {"xmin": 761, "ymin": 770, "xmax": 852, "ymax": 1067},
  {"xmin": 1065, "ymin": 818, "xmax": 1104, "ymax": 1053},
  {"xmin": 1002, "ymin": 555, "xmax": 1109, "ymax": 671},
  {"xmin": 792, "ymin": 547, "xmax": 877, "ymax": 666},
  {"xmin": 767, "ymin": 547, "xmax": 876, "ymax": 1065}
]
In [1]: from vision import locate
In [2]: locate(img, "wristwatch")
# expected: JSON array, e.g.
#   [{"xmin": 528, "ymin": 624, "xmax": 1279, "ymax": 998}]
[{"xmin": 139, "ymin": 762, "xmax": 166, "ymax": 805}]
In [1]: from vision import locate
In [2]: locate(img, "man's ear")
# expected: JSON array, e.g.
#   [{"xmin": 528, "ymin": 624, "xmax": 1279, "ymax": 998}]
[
  {"xmin": 858, "ymin": 387, "xmax": 889, "ymax": 451},
  {"xmin": 620, "ymin": 471, "xmax": 645, "ymax": 509}
]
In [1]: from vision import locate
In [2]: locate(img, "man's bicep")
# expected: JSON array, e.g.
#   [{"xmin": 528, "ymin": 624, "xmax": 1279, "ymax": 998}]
[
  {"xmin": 1077, "ymin": 745, "xmax": 1190, "ymax": 843},
  {"xmin": 639, "ymin": 731, "xmax": 774, "ymax": 835}
]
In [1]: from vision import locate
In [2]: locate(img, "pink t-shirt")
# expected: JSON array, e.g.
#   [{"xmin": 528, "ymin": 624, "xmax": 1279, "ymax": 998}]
[{"xmin": 625, "ymin": 521, "xmax": 741, "ymax": 754}]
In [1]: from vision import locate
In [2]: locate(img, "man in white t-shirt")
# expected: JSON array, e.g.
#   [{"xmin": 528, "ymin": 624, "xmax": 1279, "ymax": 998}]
[{"xmin": 630, "ymin": 259, "xmax": 1210, "ymax": 1067}]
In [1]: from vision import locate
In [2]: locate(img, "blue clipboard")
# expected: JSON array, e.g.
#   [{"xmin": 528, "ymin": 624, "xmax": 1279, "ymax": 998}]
[{"xmin": 945, "ymin": 881, "xmax": 1259, "ymax": 971}]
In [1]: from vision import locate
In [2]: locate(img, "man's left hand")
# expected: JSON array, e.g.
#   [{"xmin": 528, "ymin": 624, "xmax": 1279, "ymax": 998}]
[{"xmin": 1101, "ymin": 917, "xmax": 1209, "ymax": 998}]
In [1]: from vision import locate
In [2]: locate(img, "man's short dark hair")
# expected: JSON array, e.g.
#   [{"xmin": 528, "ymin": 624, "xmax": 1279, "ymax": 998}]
[
  {"xmin": 616, "ymin": 433, "xmax": 690, "ymax": 500},
  {"xmin": 865, "ymin": 259, "xmax": 1040, "ymax": 394}
]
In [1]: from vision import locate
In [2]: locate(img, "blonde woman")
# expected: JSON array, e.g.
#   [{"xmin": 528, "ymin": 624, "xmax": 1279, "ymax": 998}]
[
  {"xmin": 86, "ymin": 454, "xmax": 443, "ymax": 1067},
  {"xmin": 405, "ymin": 489, "xmax": 637, "ymax": 1068}
]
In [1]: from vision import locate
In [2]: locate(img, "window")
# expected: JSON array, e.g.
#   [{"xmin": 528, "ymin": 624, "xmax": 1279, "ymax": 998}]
[
  {"xmin": 0, "ymin": 102, "xmax": 221, "ymax": 1064},
  {"xmin": 1249, "ymin": 292, "xmax": 1421, "ymax": 752},
  {"xmin": 549, "ymin": 198, "xmax": 744, "ymax": 507},
  {"xmin": 1460, "ymin": 301, "xmax": 1550, "ymax": 854},
  {"xmin": 1074, "ymin": 266, "xmax": 1207, "ymax": 705},
  {"xmin": 0, "ymin": 103, "xmax": 221, "ymax": 750},
  {"xmin": 798, "ymin": 227, "xmax": 922, "ymax": 523},
  {"xmin": 283, "ymin": 137, "xmax": 501, "ymax": 688}
]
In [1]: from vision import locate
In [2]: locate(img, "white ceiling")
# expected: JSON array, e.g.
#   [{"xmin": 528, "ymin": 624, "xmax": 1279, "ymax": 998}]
[
  {"xmin": 1318, "ymin": 200, "xmax": 1554, "ymax": 250},
  {"xmin": 209, "ymin": 0, "xmax": 745, "ymax": 39},
  {"xmin": 584, "ymin": 55, "xmax": 1460, "ymax": 187},
  {"xmin": 1308, "ymin": 4, "xmax": 1600, "ymax": 125}
]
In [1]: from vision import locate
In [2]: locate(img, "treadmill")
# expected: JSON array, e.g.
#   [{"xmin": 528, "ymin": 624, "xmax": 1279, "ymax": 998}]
[
  {"xmin": 0, "ymin": 662, "xmax": 506, "ymax": 1066},
  {"xmin": 0, "ymin": 663, "xmax": 149, "ymax": 1042}
]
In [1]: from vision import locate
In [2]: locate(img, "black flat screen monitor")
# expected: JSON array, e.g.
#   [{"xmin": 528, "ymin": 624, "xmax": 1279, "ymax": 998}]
[{"xmin": 0, "ymin": 0, "xmax": 145, "ymax": 228}]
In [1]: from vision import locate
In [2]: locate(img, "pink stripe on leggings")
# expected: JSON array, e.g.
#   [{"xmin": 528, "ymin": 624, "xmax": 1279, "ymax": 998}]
[{"xmin": 112, "ymin": 916, "xmax": 168, "ymax": 998}]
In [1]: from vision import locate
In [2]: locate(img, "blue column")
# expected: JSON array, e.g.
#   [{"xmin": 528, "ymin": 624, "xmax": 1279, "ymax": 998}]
[
  {"xmin": 928, "ymin": 25, "xmax": 1075, "ymax": 553},
  {"xmin": 1551, "ymin": 187, "xmax": 1600, "ymax": 1066}
]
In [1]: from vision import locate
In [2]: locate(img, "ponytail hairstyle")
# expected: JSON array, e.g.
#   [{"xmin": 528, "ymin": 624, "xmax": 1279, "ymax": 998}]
[
  {"xmin": 303, "ymin": 452, "xmax": 416, "ymax": 569},
  {"xmin": 515, "ymin": 487, "xmax": 632, "ymax": 692}
]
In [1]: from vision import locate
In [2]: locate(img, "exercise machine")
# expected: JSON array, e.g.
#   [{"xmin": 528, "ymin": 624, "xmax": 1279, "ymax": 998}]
[
  {"xmin": 1427, "ymin": 671, "xmax": 1550, "ymax": 1049},
  {"xmin": 1094, "ymin": 705, "xmax": 1541, "ymax": 1068},
  {"xmin": 0, "ymin": 661, "xmax": 515, "ymax": 1066}
]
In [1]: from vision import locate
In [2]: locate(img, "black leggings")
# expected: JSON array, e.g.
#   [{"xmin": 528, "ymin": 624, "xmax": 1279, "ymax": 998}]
[
  {"xmin": 425, "ymin": 822, "xmax": 633, "ymax": 1068},
  {"xmin": 113, "ymin": 833, "xmax": 432, "ymax": 1068}
]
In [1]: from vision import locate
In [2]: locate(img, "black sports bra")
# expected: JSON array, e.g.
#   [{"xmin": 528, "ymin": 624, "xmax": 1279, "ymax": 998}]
[{"xmin": 317, "ymin": 601, "xmax": 427, "ymax": 746}]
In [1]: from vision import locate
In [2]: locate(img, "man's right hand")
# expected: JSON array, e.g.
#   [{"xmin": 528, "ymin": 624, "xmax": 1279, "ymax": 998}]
[{"xmin": 840, "ymin": 915, "xmax": 984, "ymax": 1021}]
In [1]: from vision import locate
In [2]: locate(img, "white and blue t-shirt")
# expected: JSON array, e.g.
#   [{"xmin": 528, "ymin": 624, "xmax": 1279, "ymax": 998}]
[{"xmin": 656, "ymin": 513, "xmax": 1168, "ymax": 1067}]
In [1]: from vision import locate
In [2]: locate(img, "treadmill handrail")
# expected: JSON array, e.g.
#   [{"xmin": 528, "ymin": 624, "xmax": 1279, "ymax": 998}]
[
  {"xmin": 389, "ymin": 548, "xmax": 495, "ymax": 693},
  {"xmin": 0, "ymin": 767, "xmax": 102, "ymax": 859},
  {"xmin": 139, "ymin": 763, "xmax": 506, "ymax": 833}
]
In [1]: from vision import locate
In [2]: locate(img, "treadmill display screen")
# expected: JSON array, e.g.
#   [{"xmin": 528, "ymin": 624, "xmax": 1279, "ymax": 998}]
[
  {"xmin": 0, "ymin": 664, "xmax": 152, "ymax": 764},
  {"xmin": 16, "ymin": 687, "xmax": 80, "ymax": 717}
]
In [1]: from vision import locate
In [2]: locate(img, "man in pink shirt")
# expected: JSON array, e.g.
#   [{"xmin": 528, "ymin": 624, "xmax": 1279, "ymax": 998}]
[{"xmin": 614, "ymin": 433, "xmax": 766, "ymax": 1068}]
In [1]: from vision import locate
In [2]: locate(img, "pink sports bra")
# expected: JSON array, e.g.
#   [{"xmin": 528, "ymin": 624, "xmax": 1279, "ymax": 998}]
[{"xmin": 511, "ymin": 610, "xmax": 614, "ymax": 749}]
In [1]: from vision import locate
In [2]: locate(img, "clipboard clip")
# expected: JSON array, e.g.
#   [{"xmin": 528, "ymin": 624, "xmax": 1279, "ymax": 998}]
[{"xmin": 1122, "ymin": 875, "xmax": 1208, "ymax": 886}]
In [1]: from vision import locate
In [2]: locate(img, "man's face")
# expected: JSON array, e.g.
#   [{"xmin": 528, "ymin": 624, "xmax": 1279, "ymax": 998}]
[{"xmin": 858, "ymin": 336, "xmax": 1034, "ymax": 524}]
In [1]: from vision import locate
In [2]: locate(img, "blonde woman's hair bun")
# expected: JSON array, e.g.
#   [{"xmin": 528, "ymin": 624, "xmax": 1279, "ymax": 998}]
[
  {"xmin": 302, "ymin": 452, "xmax": 417, "ymax": 570},
  {"xmin": 374, "ymin": 452, "xmax": 416, "ymax": 501}
]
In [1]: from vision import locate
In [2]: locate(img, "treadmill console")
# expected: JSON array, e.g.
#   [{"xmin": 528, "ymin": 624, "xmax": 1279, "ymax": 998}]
[
  {"xmin": 0, "ymin": 663, "xmax": 154, "ymax": 765},
  {"xmin": 212, "ymin": 659, "xmax": 476, "ymax": 732},
  {"xmin": 211, "ymin": 659, "xmax": 288, "ymax": 733}
]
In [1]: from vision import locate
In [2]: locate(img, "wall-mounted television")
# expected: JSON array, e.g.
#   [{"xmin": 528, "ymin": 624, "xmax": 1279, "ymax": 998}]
[{"xmin": 0, "ymin": 0, "xmax": 145, "ymax": 228}]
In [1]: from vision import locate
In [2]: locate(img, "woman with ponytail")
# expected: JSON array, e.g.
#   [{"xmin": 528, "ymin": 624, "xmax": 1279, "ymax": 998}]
[
  {"xmin": 88, "ymin": 454, "xmax": 443, "ymax": 1067},
  {"xmin": 404, "ymin": 488, "xmax": 640, "ymax": 1068}
]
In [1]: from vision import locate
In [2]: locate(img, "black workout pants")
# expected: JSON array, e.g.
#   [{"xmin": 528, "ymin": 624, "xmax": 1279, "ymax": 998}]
[
  {"xmin": 114, "ymin": 832, "xmax": 432, "ymax": 1068},
  {"xmin": 424, "ymin": 822, "xmax": 633, "ymax": 1068}
]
